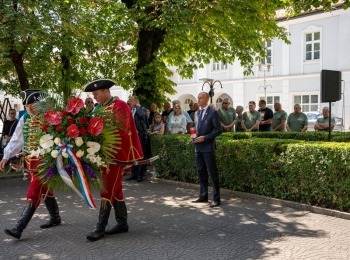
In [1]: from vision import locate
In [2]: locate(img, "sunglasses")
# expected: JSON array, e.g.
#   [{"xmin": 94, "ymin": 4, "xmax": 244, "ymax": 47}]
[{"xmin": 223, "ymin": 102, "xmax": 229, "ymax": 105}]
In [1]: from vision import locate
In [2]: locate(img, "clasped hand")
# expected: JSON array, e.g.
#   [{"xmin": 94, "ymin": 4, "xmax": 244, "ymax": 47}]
[{"xmin": 191, "ymin": 136, "xmax": 205, "ymax": 143}]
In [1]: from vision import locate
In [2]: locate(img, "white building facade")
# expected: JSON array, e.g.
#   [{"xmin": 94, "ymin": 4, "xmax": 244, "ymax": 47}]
[{"xmin": 168, "ymin": 8, "xmax": 350, "ymax": 129}]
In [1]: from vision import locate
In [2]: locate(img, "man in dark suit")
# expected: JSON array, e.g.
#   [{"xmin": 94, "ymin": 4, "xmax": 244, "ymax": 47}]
[
  {"xmin": 127, "ymin": 96, "xmax": 150, "ymax": 182},
  {"xmin": 192, "ymin": 92, "xmax": 222, "ymax": 207}
]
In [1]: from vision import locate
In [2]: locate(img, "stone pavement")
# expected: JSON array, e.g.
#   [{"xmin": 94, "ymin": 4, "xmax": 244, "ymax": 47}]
[{"xmin": 1, "ymin": 174, "xmax": 350, "ymax": 260}]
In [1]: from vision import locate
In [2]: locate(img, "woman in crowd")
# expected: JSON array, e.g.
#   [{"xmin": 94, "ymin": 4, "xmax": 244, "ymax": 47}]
[{"xmin": 167, "ymin": 104, "xmax": 187, "ymax": 134}]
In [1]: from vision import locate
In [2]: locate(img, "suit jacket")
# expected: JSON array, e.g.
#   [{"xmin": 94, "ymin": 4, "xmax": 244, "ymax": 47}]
[
  {"xmin": 133, "ymin": 106, "xmax": 149, "ymax": 138},
  {"xmin": 195, "ymin": 106, "xmax": 222, "ymax": 152}
]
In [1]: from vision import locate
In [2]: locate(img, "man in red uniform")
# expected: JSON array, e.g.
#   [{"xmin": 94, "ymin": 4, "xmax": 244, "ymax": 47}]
[
  {"xmin": 84, "ymin": 79, "xmax": 143, "ymax": 241},
  {"xmin": 0, "ymin": 90, "xmax": 61, "ymax": 240}
]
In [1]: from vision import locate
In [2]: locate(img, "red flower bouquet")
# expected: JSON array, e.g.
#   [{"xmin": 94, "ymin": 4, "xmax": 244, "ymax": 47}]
[{"xmin": 33, "ymin": 97, "xmax": 121, "ymax": 202}]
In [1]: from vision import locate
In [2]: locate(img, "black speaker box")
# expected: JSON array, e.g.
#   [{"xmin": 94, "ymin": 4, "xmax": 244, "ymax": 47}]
[{"xmin": 321, "ymin": 70, "xmax": 341, "ymax": 102}]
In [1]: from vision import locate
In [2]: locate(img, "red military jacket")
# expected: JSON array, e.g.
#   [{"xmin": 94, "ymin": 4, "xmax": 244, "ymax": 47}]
[{"xmin": 111, "ymin": 99, "xmax": 144, "ymax": 162}]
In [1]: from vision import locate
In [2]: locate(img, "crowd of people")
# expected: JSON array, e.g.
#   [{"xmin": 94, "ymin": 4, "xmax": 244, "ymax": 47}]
[{"xmin": 120, "ymin": 98, "xmax": 334, "ymax": 135}]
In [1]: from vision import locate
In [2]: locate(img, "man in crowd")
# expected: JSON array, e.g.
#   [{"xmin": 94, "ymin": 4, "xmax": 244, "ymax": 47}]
[
  {"xmin": 314, "ymin": 106, "xmax": 335, "ymax": 131},
  {"xmin": 1, "ymin": 108, "xmax": 19, "ymax": 150},
  {"xmin": 218, "ymin": 98, "xmax": 236, "ymax": 132},
  {"xmin": 187, "ymin": 101, "xmax": 195, "ymax": 115},
  {"xmin": 258, "ymin": 100, "xmax": 273, "ymax": 131},
  {"xmin": 286, "ymin": 104, "xmax": 308, "ymax": 132},
  {"xmin": 84, "ymin": 79, "xmax": 143, "ymax": 241},
  {"xmin": 148, "ymin": 102, "xmax": 157, "ymax": 125},
  {"xmin": 235, "ymin": 105, "xmax": 244, "ymax": 132},
  {"xmin": 84, "ymin": 97, "xmax": 95, "ymax": 112},
  {"xmin": 128, "ymin": 96, "xmax": 151, "ymax": 182},
  {"xmin": 242, "ymin": 101, "xmax": 261, "ymax": 132},
  {"xmin": 0, "ymin": 90, "xmax": 62, "ymax": 240},
  {"xmin": 161, "ymin": 102, "xmax": 172, "ymax": 126},
  {"xmin": 272, "ymin": 102, "xmax": 287, "ymax": 131},
  {"xmin": 191, "ymin": 103, "xmax": 199, "ymax": 121},
  {"xmin": 192, "ymin": 92, "xmax": 222, "ymax": 207}
]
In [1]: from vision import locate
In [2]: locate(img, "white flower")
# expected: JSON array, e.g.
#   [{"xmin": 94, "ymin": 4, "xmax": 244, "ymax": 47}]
[
  {"xmin": 86, "ymin": 153, "xmax": 96, "ymax": 163},
  {"xmin": 86, "ymin": 141, "xmax": 101, "ymax": 154},
  {"xmin": 40, "ymin": 134, "xmax": 54, "ymax": 149},
  {"xmin": 51, "ymin": 150, "xmax": 59, "ymax": 158},
  {"xmin": 54, "ymin": 137, "xmax": 61, "ymax": 145},
  {"xmin": 75, "ymin": 137, "xmax": 84, "ymax": 147},
  {"xmin": 95, "ymin": 155, "xmax": 102, "ymax": 165},
  {"xmin": 29, "ymin": 148, "xmax": 41, "ymax": 158},
  {"xmin": 76, "ymin": 150, "xmax": 84, "ymax": 158},
  {"xmin": 62, "ymin": 152, "xmax": 68, "ymax": 158}
]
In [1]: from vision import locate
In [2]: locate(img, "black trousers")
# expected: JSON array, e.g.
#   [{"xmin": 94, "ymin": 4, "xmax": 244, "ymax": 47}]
[
  {"xmin": 131, "ymin": 134, "xmax": 150, "ymax": 179},
  {"xmin": 195, "ymin": 151, "xmax": 220, "ymax": 202}
]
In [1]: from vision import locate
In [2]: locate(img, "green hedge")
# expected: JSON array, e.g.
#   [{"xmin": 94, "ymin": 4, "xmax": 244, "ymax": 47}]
[{"xmin": 151, "ymin": 133, "xmax": 350, "ymax": 212}]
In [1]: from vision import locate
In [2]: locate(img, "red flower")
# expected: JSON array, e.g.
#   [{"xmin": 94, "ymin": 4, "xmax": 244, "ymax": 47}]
[
  {"xmin": 67, "ymin": 124, "xmax": 80, "ymax": 138},
  {"xmin": 55, "ymin": 125, "xmax": 63, "ymax": 132},
  {"xmin": 87, "ymin": 117, "xmax": 104, "ymax": 136},
  {"xmin": 66, "ymin": 98, "xmax": 84, "ymax": 115},
  {"xmin": 79, "ymin": 127, "xmax": 88, "ymax": 135},
  {"xmin": 45, "ymin": 110, "xmax": 63, "ymax": 125},
  {"xmin": 68, "ymin": 118, "xmax": 75, "ymax": 125},
  {"xmin": 41, "ymin": 124, "xmax": 48, "ymax": 131},
  {"xmin": 60, "ymin": 111, "xmax": 69, "ymax": 116},
  {"xmin": 79, "ymin": 116, "xmax": 89, "ymax": 124}
]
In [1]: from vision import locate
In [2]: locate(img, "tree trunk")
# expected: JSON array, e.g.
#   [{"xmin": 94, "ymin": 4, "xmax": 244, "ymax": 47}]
[
  {"xmin": 133, "ymin": 28, "xmax": 165, "ymax": 106},
  {"xmin": 60, "ymin": 52, "xmax": 73, "ymax": 102},
  {"xmin": 10, "ymin": 50, "xmax": 30, "ymax": 91}
]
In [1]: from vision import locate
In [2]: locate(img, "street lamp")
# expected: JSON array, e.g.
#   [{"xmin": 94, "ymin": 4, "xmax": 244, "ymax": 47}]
[
  {"xmin": 199, "ymin": 78, "xmax": 222, "ymax": 104},
  {"xmin": 258, "ymin": 64, "xmax": 272, "ymax": 101}
]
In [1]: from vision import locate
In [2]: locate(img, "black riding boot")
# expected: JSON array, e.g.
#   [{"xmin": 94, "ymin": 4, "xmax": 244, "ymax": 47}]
[
  {"xmin": 105, "ymin": 200, "xmax": 129, "ymax": 235},
  {"xmin": 86, "ymin": 200, "xmax": 111, "ymax": 241},
  {"xmin": 4, "ymin": 202, "xmax": 36, "ymax": 239},
  {"xmin": 40, "ymin": 197, "xmax": 61, "ymax": 229}
]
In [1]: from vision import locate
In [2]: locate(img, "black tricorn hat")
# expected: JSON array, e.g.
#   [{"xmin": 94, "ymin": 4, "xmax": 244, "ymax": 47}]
[
  {"xmin": 20, "ymin": 89, "xmax": 45, "ymax": 105},
  {"xmin": 84, "ymin": 79, "xmax": 115, "ymax": 92}
]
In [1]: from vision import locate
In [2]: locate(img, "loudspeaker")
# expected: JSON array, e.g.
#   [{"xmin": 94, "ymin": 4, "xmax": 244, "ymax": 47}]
[{"xmin": 321, "ymin": 70, "xmax": 341, "ymax": 102}]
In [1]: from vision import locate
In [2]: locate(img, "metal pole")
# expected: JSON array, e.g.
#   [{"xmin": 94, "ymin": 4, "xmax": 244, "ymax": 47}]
[
  {"xmin": 328, "ymin": 102, "xmax": 331, "ymax": 141},
  {"xmin": 264, "ymin": 70, "xmax": 267, "ymax": 100}
]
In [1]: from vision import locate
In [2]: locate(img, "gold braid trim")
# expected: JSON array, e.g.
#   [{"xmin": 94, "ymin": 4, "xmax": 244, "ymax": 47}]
[{"xmin": 24, "ymin": 115, "xmax": 43, "ymax": 154}]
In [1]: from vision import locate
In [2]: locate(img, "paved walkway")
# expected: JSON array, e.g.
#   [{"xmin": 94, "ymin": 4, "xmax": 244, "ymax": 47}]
[{"xmin": 1, "ymin": 174, "xmax": 350, "ymax": 260}]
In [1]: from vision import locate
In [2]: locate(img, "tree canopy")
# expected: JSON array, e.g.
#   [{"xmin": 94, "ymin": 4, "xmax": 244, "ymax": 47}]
[{"xmin": 0, "ymin": 0, "xmax": 348, "ymax": 105}]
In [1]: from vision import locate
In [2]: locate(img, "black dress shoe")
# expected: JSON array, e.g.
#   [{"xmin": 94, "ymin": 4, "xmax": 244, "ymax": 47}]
[
  {"xmin": 191, "ymin": 198, "xmax": 208, "ymax": 203},
  {"xmin": 126, "ymin": 176, "xmax": 137, "ymax": 181},
  {"xmin": 210, "ymin": 201, "xmax": 221, "ymax": 208},
  {"xmin": 136, "ymin": 177, "xmax": 143, "ymax": 182}
]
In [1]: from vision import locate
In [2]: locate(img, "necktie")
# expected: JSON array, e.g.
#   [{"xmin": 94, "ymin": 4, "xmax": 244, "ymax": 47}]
[{"xmin": 197, "ymin": 109, "xmax": 204, "ymax": 128}]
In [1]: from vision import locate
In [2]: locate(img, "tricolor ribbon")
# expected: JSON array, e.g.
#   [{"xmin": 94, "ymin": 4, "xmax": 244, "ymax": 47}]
[{"xmin": 56, "ymin": 142, "xmax": 96, "ymax": 209}]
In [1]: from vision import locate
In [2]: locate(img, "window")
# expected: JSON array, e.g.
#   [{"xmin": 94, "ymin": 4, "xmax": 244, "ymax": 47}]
[
  {"xmin": 259, "ymin": 95, "xmax": 279, "ymax": 110},
  {"xmin": 260, "ymin": 41, "xmax": 272, "ymax": 65},
  {"xmin": 305, "ymin": 32, "xmax": 320, "ymax": 61},
  {"xmin": 293, "ymin": 94, "xmax": 318, "ymax": 112},
  {"xmin": 212, "ymin": 61, "xmax": 227, "ymax": 71}
]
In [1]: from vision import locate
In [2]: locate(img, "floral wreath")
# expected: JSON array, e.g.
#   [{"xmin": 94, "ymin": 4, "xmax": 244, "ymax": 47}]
[{"xmin": 28, "ymin": 97, "xmax": 122, "ymax": 208}]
